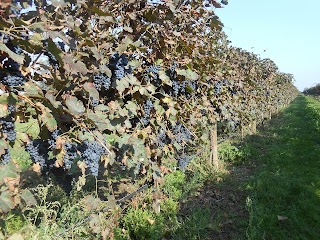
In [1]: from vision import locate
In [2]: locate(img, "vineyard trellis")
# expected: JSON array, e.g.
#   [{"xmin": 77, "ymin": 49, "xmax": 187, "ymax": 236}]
[{"xmin": 0, "ymin": 0, "xmax": 298, "ymax": 223}]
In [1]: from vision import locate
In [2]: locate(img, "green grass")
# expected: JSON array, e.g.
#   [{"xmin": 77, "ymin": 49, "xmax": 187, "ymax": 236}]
[{"xmin": 245, "ymin": 95, "xmax": 320, "ymax": 239}]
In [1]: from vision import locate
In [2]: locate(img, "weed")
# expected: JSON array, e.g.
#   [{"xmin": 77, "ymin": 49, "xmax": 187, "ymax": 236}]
[{"xmin": 218, "ymin": 142, "xmax": 245, "ymax": 164}]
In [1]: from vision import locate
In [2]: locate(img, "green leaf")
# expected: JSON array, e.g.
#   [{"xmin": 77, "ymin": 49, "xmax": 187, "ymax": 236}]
[
  {"xmin": 116, "ymin": 77, "xmax": 130, "ymax": 94},
  {"xmin": 65, "ymin": 96, "xmax": 85, "ymax": 117},
  {"xmin": 0, "ymin": 93, "xmax": 8, "ymax": 104},
  {"xmin": 23, "ymin": 82, "xmax": 43, "ymax": 97},
  {"xmin": 50, "ymin": 0, "xmax": 67, "ymax": 7},
  {"xmin": 84, "ymin": 195, "xmax": 101, "ymax": 210},
  {"xmin": 21, "ymin": 189, "xmax": 37, "ymax": 206},
  {"xmin": 0, "ymin": 43, "xmax": 24, "ymax": 64},
  {"xmin": 125, "ymin": 101, "xmax": 138, "ymax": 116},
  {"xmin": 45, "ymin": 92, "xmax": 62, "ymax": 109},
  {"xmin": 116, "ymin": 36, "xmax": 133, "ymax": 54},
  {"xmin": 15, "ymin": 118, "xmax": 40, "ymax": 139},
  {"xmin": 84, "ymin": 82, "xmax": 99, "ymax": 100},
  {"xmin": 0, "ymin": 139, "xmax": 8, "ymax": 156},
  {"xmin": 176, "ymin": 69, "xmax": 199, "ymax": 81},
  {"xmin": 118, "ymin": 107, "xmax": 129, "ymax": 117},
  {"xmin": 47, "ymin": 38, "xmax": 63, "ymax": 65},
  {"xmin": 90, "ymin": 7, "xmax": 110, "ymax": 17},
  {"xmin": 7, "ymin": 233, "xmax": 24, "ymax": 240},
  {"xmin": 41, "ymin": 112, "xmax": 57, "ymax": 132},
  {"xmin": 73, "ymin": 60, "xmax": 88, "ymax": 75},
  {"xmin": 106, "ymin": 195, "xmax": 117, "ymax": 210},
  {"xmin": 0, "ymin": 104, "xmax": 8, "ymax": 118},
  {"xmin": 0, "ymin": 162, "xmax": 20, "ymax": 183},
  {"xmin": 126, "ymin": 75, "xmax": 140, "ymax": 85},
  {"xmin": 0, "ymin": 191, "xmax": 15, "ymax": 213},
  {"xmin": 87, "ymin": 110, "xmax": 110, "ymax": 131},
  {"xmin": 159, "ymin": 70, "xmax": 171, "ymax": 86}
]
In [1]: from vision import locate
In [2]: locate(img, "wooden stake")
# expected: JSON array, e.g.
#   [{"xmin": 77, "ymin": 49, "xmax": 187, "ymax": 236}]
[
  {"xmin": 241, "ymin": 124, "xmax": 245, "ymax": 139},
  {"xmin": 209, "ymin": 122, "xmax": 218, "ymax": 169},
  {"xmin": 253, "ymin": 120, "xmax": 257, "ymax": 134}
]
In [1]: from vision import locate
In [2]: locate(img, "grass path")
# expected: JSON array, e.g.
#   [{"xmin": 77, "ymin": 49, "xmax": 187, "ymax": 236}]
[
  {"xmin": 244, "ymin": 95, "xmax": 320, "ymax": 239},
  {"xmin": 176, "ymin": 95, "xmax": 320, "ymax": 240}
]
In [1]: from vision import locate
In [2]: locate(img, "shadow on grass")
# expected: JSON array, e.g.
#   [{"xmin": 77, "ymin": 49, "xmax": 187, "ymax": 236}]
[{"xmin": 172, "ymin": 95, "xmax": 320, "ymax": 240}]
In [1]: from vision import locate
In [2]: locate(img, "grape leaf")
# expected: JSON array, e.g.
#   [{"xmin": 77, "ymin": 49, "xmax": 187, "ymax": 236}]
[
  {"xmin": 0, "ymin": 43, "xmax": 24, "ymax": 64},
  {"xmin": 21, "ymin": 189, "xmax": 37, "ymax": 206},
  {"xmin": 176, "ymin": 69, "xmax": 199, "ymax": 81},
  {"xmin": 41, "ymin": 111, "xmax": 57, "ymax": 132},
  {"xmin": 87, "ymin": 110, "xmax": 110, "ymax": 131},
  {"xmin": 45, "ymin": 92, "xmax": 62, "ymax": 109},
  {"xmin": 15, "ymin": 118, "xmax": 40, "ymax": 139},
  {"xmin": 65, "ymin": 96, "xmax": 86, "ymax": 117},
  {"xmin": 0, "ymin": 191, "xmax": 15, "ymax": 213},
  {"xmin": 116, "ymin": 77, "xmax": 130, "ymax": 95},
  {"xmin": 116, "ymin": 36, "xmax": 133, "ymax": 54},
  {"xmin": 0, "ymin": 139, "xmax": 8, "ymax": 156},
  {"xmin": 0, "ymin": 104, "xmax": 8, "ymax": 118},
  {"xmin": 0, "ymin": 162, "xmax": 20, "ymax": 182},
  {"xmin": 84, "ymin": 82, "xmax": 99, "ymax": 100}
]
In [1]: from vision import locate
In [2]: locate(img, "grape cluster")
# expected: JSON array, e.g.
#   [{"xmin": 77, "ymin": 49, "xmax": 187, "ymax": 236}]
[
  {"xmin": 26, "ymin": 140, "xmax": 49, "ymax": 169},
  {"xmin": 171, "ymin": 80, "xmax": 195, "ymax": 97},
  {"xmin": 2, "ymin": 58, "xmax": 20, "ymax": 72},
  {"xmin": 63, "ymin": 142, "xmax": 79, "ymax": 170},
  {"xmin": 214, "ymin": 79, "xmax": 237, "ymax": 96},
  {"xmin": 146, "ymin": 65, "xmax": 160, "ymax": 75},
  {"xmin": 167, "ymin": 62, "xmax": 197, "ymax": 97},
  {"xmin": 48, "ymin": 129, "xmax": 60, "ymax": 149},
  {"xmin": 109, "ymin": 53, "xmax": 132, "ymax": 80},
  {"xmin": 141, "ymin": 100, "xmax": 153, "ymax": 126},
  {"xmin": 177, "ymin": 154, "xmax": 192, "ymax": 170},
  {"xmin": 1, "ymin": 74, "xmax": 26, "ymax": 87},
  {"xmin": 0, "ymin": 149, "xmax": 11, "ymax": 165},
  {"xmin": 7, "ymin": 105, "xmax": 16, "ymax": 114},
  {"xmin": 0, "ymin": 117, "xmax": 16, "ymax": 142},
  {"xmin": 79, "ymin": 141, "xmax": 106, "ymax": 177},
  {"xmin": 172, "ymin": 123, "xmax": 192, "ymax": 145},
  {"xmin": 156, "ymin": 128, "xmax": 167, "ymax": 148},
  {"xmin": 169, "ymin": 61, "xmax": 179, "ymax": 73},
  {"xmin": 145, "ymin": 65, "xmax": 161, "ymax": 86},
  {"xmin": 93, "ymin": 73, "xmax": 111, "ymax": 91},
  {"xmin": 172, "ymin": 81, "xmax": 180, "ymax": 96},
  {"xmin": 214, "ymin": 82, "xmax": 222, "ymax": 95}
]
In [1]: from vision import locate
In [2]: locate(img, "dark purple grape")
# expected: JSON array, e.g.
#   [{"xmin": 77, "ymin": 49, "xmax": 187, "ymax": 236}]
[
  {"xmin": 0, "ymin": 118, "xmax": 16, "ymax": 142},
  {"xmin": 177, "ymin": 154, "xmax": 192, "ymax": 170},
  {"xmin": 63, "ymin": 142, "xmax": 79, "ymax": 170},
  {"xmin": 1, "ymin": 74, "xmax": 26, "ymax": 87},
  {"xmin": 140, "ymin": 100, "xmax": 153, "ymax": 126},
  {"xmin": 172, "ymin": 123, "xmax": 192, "ymax": 145},
  {"xmin": 0, "ymin": 149, "xmax": 11, "ymax": 165},
  {"xmin": 156, "ymin": 128, "xmax": 167, "ymax": 148},
  {"xmin": 48, "ymin": 129, "xmax": 60, "ymax": 149},
  {"xmin": 26, "ymin": 140, "xmax": 49, "ymax": 168},
  {"xmin": 79, "ymin": 141, "xmax": 106, "ymax": 177},
  {"xmin": 93, "ymin": 73, "xmax": 111, "ymax": 91}
]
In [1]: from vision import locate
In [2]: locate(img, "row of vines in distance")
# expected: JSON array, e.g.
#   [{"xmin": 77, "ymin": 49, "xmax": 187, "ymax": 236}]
[{"xmin": 0, "ymin": 0, "xmax": 299, "ymax": 213}]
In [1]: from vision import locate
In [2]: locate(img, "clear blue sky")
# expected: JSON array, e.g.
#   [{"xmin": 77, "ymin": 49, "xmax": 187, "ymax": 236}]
[{"xmin": 216, "ymin": 0, "xmax": 320, "ymax": 91}]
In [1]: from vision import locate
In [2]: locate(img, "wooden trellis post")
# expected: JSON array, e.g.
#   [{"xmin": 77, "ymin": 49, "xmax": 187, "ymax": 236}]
[{"xmin": 209, "ymin": 121, "xmax": 218, "ymax": 169}]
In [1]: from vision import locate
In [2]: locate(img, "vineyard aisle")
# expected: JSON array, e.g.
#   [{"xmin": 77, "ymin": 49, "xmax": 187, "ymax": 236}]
[
  {"xmin": 179, "ymin": 95, "xmax": 320, "ymax": 239},
  {"xmin": 244, "ymin": 95, "xmax": 320, "ymax": 239}
]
